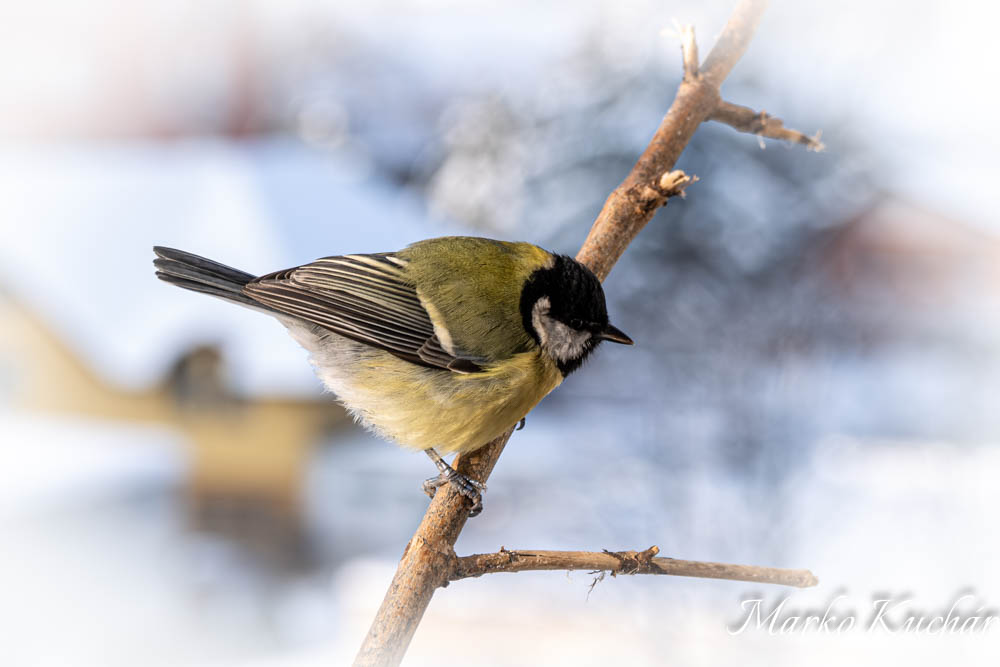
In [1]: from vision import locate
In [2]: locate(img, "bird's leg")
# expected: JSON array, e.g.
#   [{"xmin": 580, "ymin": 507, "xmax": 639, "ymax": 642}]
[
  {"xmin": 422, "ymin": 448, "xmax": 487, "ymax": 517},
  {"xmin": 516, "ymin": 417, "xmax": 526, "ymax": 431}
]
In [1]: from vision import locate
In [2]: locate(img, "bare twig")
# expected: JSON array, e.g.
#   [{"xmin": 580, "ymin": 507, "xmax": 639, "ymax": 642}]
[
  {"xmin": 680, "ymin": 25, "xmax": 699, "ymax": 81},
  {"xmin": 451, "ymin": 546, "xmax": 819, "ymax": 588},
  {"xmin": 709, "ymin": 100, "xmax": 825, "ymax": 150},
  {"xmin": 587, "ymin": 571, "xmax": 607, "ymax": 599},
  {"xmin": 354, "ymin": 1, "xmax": 822, "ymax": 664}
]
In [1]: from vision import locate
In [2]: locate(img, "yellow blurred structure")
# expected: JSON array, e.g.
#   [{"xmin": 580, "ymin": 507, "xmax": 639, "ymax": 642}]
[{"xmin": 1, "ymin": 289, "xmax": 345, "ymax": 549}]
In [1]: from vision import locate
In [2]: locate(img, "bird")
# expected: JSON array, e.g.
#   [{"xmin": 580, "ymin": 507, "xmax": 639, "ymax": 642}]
[{"xmin": 153, "ymin": 236, "xmax": 633, "ymax": 516}]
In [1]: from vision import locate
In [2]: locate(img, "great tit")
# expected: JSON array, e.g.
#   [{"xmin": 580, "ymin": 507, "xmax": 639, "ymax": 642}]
[{"xmin": 153, "ymin": 236, "xmax": 632, "ymax": 516}]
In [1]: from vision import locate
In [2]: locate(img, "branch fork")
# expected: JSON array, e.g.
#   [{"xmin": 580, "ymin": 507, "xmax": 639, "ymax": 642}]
[{"xmin": 678, "ymin": 23, "xmax": 823, "ymax": 152}]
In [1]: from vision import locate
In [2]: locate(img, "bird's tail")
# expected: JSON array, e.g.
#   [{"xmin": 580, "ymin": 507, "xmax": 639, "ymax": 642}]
[{"xmin": 154, "ymin": 246, "xmax": 261, "ymax": 308}]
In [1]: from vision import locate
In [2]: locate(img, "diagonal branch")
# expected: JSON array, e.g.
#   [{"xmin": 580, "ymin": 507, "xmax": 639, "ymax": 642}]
[
  {"xmin": 451, "ymin": 546, "xmax": 819, "ymax": 588},
  {"xmin": 709, "ymin": 100, "xmax": 825, "ymax": 150},
  {"xmin": 354, "ymin": 1, "xmax": 823, "ymax": 664}
]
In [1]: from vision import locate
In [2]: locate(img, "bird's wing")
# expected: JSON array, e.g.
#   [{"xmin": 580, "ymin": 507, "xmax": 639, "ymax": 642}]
[{"xmin": 243, "ymin": 253, "xmax": 486, "ymax": 373}]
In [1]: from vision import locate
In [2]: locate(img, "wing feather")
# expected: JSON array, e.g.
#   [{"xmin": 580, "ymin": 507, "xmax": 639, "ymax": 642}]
[{"xmin": 243, "ymin": 253, "xmax": 485, "ymax": 373}]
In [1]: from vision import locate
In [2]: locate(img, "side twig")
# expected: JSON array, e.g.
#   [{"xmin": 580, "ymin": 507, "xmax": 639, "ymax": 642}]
[
  {"xmin": 451, "ymin": 546, "xmax": 819, "ymax": 588},
  {"xmin": 680, "ymin": 25, "xmax": 699, "ymax": 81},
  {"xmin": 709, "ymin": 100, "xmax": 825, "ymax": 150}
]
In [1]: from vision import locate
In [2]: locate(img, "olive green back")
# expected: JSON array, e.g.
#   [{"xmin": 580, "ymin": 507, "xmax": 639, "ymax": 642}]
[{"xmin": 399, "ymin": 237, "xmax": 554, "ymax": 362}]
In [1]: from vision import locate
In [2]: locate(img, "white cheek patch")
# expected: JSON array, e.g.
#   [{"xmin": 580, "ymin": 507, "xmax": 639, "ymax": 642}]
[
  {"xmin": 531, "ymin": 297, "xmax": 552, "ymax": 348},
  {"xmin": 531, "ymin": 296, "xmax": 592, "ymax": 362}
]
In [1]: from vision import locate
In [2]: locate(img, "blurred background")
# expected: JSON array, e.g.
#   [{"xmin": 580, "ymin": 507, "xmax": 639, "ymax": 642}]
[{"xmin": 2, "ymin": 0, "xmax": 999, "ymax": 665}]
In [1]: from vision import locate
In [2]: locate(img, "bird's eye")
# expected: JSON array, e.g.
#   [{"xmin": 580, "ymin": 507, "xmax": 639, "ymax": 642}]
[{"xmin": 569, "ymin": 318, "xmax": 584, "ymax": 329}]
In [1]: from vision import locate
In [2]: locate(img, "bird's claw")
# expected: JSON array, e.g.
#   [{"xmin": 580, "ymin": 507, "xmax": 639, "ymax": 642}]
[{"xmin": 422, "ymin": 468, "xmax": 487, "ymax": 517}]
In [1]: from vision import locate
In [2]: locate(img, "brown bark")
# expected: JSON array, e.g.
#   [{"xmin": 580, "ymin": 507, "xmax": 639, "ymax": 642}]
[
  {"xmin": 709, "ymin": 100, "xmax": 825, "ymax": 150},
  {"xmin": 451, "ymin": 546, "xmax": 818, "ymax": 588},
  {"xmin": 352, "ymin": 429, "xmax": 514, "ymax": 667}
]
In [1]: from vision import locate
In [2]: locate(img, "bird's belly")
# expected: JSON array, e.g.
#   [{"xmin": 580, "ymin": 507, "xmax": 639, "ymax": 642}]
[{"xmin": 287, "ymin": 324, "xmax": 562, "ymax": 454}]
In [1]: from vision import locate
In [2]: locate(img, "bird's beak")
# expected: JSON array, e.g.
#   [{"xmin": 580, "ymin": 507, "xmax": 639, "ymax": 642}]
[{"xmin": 597, "ymin": 323, "xmax": 634, "ymax": 345}]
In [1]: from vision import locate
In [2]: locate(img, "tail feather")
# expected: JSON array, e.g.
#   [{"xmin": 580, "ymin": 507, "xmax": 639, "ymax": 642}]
[
  {"xmin": 153, "ymin": 246, "xmax": 255, "ymax": 284},
  {"xmin": 153, "ymin": 246, "xmax": 262, "ymax": 309}
]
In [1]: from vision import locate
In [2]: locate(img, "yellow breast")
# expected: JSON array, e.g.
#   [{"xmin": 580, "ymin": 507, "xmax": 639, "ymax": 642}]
[{"xmin": 336, "ymin": 345, "xmax": 563, "ymax": 454}]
